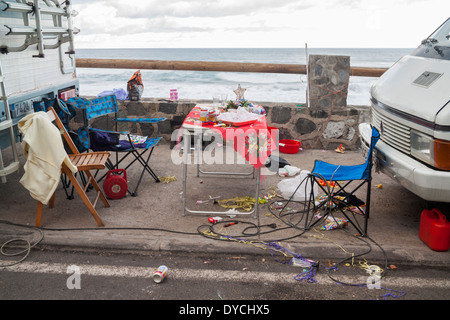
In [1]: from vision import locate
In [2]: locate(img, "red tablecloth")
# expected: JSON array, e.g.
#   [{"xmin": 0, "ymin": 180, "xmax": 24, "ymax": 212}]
[{"xmin": 181, "ymin": 106, "xmax": 276, "ymax": 169}]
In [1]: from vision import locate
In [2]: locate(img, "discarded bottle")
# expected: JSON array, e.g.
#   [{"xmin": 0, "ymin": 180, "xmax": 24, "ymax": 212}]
[{"xmin": 153, "ymin": 265, "xmax": 168, "ymax": 283}]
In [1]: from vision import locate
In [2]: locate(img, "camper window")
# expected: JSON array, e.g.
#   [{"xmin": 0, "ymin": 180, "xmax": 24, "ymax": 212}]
[{"xmin": 413, "ymin": 18, "xmax": 450, "ymax": 61}]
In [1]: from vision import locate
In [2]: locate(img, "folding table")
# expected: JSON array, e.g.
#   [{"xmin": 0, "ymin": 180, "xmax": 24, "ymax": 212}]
[{"xmin": 180, "ymin": 105, "xmax": 276, "ymax": 218}]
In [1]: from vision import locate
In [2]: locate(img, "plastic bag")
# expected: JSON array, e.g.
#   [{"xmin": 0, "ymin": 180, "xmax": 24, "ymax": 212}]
[
  {"xmin": 98, "ymin": 88, "xmax": 129, "ymax": 100},
  {"xmin": 278, "ymin": 165, "xmax": 301, "ymax": 177},
  {"xmin": 277, "ymin": 170, "xmax": 318, "ymax": 201},
  {"xmin": 265, "ymin": 155, "xmax": 290, "ymax": 172}
]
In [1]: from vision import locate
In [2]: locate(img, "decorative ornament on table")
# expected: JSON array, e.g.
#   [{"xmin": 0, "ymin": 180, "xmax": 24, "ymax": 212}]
[
  {"xmin": 226, "ymin": 99, "xmax": 249, "ymax": 110},
  {"xmin": 233, "ymin": 84, "xmax": 246, "ymax": 102}
]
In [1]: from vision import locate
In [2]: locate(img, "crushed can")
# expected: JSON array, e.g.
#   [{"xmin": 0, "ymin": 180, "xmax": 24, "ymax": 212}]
[
  {"xmin": 199, "ymin": 107, "xmax": 210, "ymax": 122},
  {"xmin": 208, "ymin": 216, "xmax": 223, "ymax": 224},
  {"xmin": 153, "ymin": 265, "xmax": 168, "ymax": 283},
  {"xmin": 419, "ymin": 208, "xmax": 450, "ymax": 251}
]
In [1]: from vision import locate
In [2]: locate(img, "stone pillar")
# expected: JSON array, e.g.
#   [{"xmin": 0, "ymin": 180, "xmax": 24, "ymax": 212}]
[{"xmin": 308, "ymin": 55, "xmax": 350, "ymax": 110}]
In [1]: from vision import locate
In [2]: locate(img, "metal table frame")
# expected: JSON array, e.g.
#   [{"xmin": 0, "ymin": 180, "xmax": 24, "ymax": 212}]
[{"xmin": 180, "ymin": 125, "xmax": 261, "ymax": 219}]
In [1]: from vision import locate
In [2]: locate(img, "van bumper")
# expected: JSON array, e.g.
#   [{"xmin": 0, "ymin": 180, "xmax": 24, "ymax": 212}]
[{"xmin": 359, "ymin": 123, "xmax": 450, "ymax": 203}]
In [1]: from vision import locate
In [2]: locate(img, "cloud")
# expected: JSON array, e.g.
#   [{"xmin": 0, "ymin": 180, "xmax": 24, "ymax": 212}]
[
  {"xmin": 72, "ymin": 0, "xmax": 300, "ymax": 40},
  {"xmin": 107, "ymin": 0, "xmax": 308, "ymax": 19},
  {"xmin": 71, "ymin": 0, "xmax": 450, "ymax": 48}
]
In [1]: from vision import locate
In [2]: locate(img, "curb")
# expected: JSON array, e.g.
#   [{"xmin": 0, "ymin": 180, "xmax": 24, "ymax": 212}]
[{"xmin": 34, "ymin": 228, "xmax": 450, "ymax": 267}]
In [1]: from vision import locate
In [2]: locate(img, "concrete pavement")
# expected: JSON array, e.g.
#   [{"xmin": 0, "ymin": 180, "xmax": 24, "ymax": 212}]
[{"xmin": 0, "ymin": 141, "xmax": 449, "ymax": 268}]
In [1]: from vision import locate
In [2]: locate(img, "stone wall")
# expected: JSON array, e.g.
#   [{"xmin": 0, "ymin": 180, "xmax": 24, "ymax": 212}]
[
  {"xmin": 308, "ymin": 54, "xmax": 350, "ymax": 110},
  {"xmin": 264, "ymin": 102, "xmax": 368, "ymax": 151},
  {"xmin": 72, "ymin": 97, "xmax": 370, "ymax": 151}
]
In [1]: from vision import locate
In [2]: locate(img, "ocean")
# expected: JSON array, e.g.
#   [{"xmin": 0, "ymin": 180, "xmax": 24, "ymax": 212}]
[{"xmin": 75, "ymin": 48, "xmax": 414, "ymax": 106}]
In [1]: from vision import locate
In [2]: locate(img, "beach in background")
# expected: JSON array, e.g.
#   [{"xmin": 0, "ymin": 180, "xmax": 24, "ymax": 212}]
[{"xmin": 75, "ymin": 48, "xmax": 413, "ymax": 106}]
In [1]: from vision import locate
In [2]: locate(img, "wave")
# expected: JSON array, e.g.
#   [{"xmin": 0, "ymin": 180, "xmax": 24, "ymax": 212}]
[
  {"xmin": 76, "ymin": 48, "xmax": 412, "ymax": 105},
  {"xmin": 77, "ymin": 71, "xmax": 374, "ymax": 105}
]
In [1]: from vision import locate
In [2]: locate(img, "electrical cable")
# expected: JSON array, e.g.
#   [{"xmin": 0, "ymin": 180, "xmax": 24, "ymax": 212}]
[
  {"xmin": 39, "ymin": 226, "xmax": 199, "ymax": 235},
  {"xmin": 0, "ymin": 200, "xmax": 404, "ymax": 299},
  {"xmin": 0, "ymin": 219, "xmax": 198, "ymax": 269},
  {"xmin": 261, "ymin": 172, "xmax": 406, "ymax": 299},
  {"xmin": 322, "ymin": 228, "xmax": 406, "ymax": 299},
  {"xmin": 0, "ymin": 221, "xmax": 44, "ymax": 268}
]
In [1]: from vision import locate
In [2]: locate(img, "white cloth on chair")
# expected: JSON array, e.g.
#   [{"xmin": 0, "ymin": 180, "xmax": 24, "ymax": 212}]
[{"xmin": 18, "ymin": 112, "xmax": 77, "ymax": 205}]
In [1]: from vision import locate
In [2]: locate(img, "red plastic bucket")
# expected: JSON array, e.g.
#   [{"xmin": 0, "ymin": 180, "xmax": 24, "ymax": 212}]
[
  {"xmin": 419, "ymin": 208, "xmax": 450, "ymax": 251},
  {"xmin": 279, "ymin": 139, "xmax": 301, "ymax": 154}
]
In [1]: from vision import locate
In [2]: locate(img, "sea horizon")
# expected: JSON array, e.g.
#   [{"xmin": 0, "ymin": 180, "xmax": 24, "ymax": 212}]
[{"xmin": 77, "ymin": 47, "xmax": 414, "ymax": 49}]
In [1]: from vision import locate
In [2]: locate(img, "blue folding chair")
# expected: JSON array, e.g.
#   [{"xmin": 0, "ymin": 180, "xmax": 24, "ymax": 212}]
[
  {"xmin": 67, "ymin": 95, "xmax": 166, "ymax": 197},
  {"xmin": 309, "ymin": 126, "xmax": 380, "ymax": 236}
]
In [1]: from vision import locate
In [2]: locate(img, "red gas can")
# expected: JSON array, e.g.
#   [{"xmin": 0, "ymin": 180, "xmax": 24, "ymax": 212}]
[{"xmin": 419, "ymin": 209, "xmax": 450, "ymax": 251}]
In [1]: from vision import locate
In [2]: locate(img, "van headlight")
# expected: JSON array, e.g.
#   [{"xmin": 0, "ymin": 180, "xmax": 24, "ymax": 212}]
[{"xmin": 411, "ymin": 130, "xmax": 450, "ymax": 170}]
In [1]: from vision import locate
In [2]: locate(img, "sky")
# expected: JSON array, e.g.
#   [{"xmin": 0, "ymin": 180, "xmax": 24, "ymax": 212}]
[{"xmin": 71, "ymin": 0, "xmax": 450, "ymax": 49}]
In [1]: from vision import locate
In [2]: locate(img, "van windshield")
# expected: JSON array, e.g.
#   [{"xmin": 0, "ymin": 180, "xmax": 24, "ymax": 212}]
[{"xmin": 412, "ymin": 18, "xmax": 450, "ymax": 61}]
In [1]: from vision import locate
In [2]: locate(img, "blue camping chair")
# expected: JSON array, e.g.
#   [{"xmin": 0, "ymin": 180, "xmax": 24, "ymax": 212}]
[
  {"xmin": 67, "ymin": 95, "xmax": 166, "ymax": 197},
  {"xmin": 309, "ymin": 126, "xmax": 380, "ymax": 236}
]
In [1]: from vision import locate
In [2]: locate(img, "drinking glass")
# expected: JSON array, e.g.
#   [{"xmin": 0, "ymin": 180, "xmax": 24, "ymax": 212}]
[
  {"xmin": 213, "ymin": 96, "xmax": 220, "ymax": 111},
  {"xmin": 220, "ymin": 94, "xmax": 228, "ymax": 108}
]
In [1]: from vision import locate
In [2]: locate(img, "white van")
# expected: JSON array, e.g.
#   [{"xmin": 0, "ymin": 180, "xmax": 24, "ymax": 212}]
[
  {"xmin": 359, "ymin": 17, "xmax": 450, "ymax": 203},
  {"xmin": 0, "ymin": 1, "xmax": 78, "ymax": 182}
]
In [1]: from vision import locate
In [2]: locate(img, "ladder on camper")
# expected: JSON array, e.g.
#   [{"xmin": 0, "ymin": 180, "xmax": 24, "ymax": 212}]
[
  {"xmin": 0, "ymin": 62, "xmax": 20, "ymax": 183},
  {"xmin": 1, "ymin": 0, "xmax": 79, "ymax": 57}
]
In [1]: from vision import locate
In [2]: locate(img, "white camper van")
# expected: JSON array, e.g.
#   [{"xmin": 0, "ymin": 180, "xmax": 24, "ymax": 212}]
[
  {"xmin": 0, "ymin": 0, "xmax": 79, "ymax": 182},
  {"xmin": 359, "ymin": 17, "xmax": 450, "ymax": 203}
]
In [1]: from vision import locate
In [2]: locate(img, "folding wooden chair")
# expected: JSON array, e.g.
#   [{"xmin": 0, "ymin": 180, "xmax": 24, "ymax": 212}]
[{"xmin": 35, "ymin": 107, "xmax": 111, "ymax": 227}]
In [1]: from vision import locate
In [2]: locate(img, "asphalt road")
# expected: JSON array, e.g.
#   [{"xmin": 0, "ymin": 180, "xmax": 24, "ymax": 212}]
[{"xmin": 0, "ymin": 247, "xmax": 449, "ymax": 306}]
